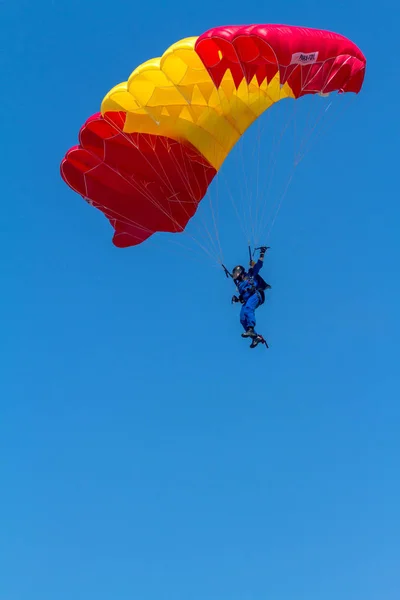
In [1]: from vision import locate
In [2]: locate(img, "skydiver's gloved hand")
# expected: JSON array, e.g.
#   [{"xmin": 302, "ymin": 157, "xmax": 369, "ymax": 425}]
[
  {"xmin": 259, "ymin": 246, "xmax": 270, "ymax": 259},
  {"xmin": 232, "ymin": 295, "xmax": 240, "ymax": 304}
]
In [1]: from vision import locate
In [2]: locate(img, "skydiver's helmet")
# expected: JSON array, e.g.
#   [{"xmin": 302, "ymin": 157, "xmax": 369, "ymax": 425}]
[{"xmin": 232, "ymin": 265, "xmax": 245, "ymax": 281}]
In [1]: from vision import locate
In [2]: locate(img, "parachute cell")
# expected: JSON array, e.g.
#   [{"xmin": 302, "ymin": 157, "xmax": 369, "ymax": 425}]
[
  {"xmin": 61, "ymin": 112, "xmax": 216, "ymax": 247},
  {"xmin": 60, "ymin": 24, "xmax": 366, "ymax": 248}
]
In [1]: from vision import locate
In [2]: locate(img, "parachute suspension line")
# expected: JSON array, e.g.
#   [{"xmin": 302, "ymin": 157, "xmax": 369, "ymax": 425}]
[
  {"xmin": 123, "ymin": 67, "xmax": 225, "ymax": 266},
  {"xmin": 91, "ymin": 164, "xmax": 190, "ymax": 248},
  {"xmin": 252, "ymin": 99, "xmax": 297, "ymax": 245},
  {"xmin": 217, "ymin": 90, "xmax": 250, "ymax": 246},
  {"xmin": 155, "ymin": 233, "xmax": 225, "ymax": 269},
  {"xmin": 89, "ymin": 201, "xmax": 153, "ymax": 237},
  {"xmin": 260, "ymin": 102, "xmax": 305, "ymax": 241},
  {"xmin": 266, "ymin": 170, "xmax": 295, "ymax": 238},
  {"xmin": 218, "ymin": 167, "xmax": 251, "ymax": 244},
  {"xmin": 209, "ymin": 88, "xmax": 248, "ymax": 264},
  {"xmin": 192, "ymin": 112, "xmax": 225, "ymax": 265},
  {"xmin": 257, "ymin": 87, "xmax": 321, "ymax": 242},
  {"xmin": 168, "ymin": 141, "xmax": 224, "ymax": 266},
  {"xmin": 137, "ymin": 99, "xmax": 226, "ymax": 268},
  {"xmin": 245, "ymin": 78, "xmax": 274, "ymax": 249},
  {"xmin": 226, "ymin": 41, "xmax": 255, "ymax": 248},
  {"xmin": 256, "ymin": 114, "xmax": 284, "ymax": 242},
  {"xmin": 171, "ymin": 141, "xmax": 219, "ymax": 256},
  {"xmin": 157, "ymin": 135, "xmax": 228, "ymax": 266},
  {"xmin": 293, "ymin": 98, "xmax": 334, "ymax": 166},
  {"xmin": 207, "ymin": 181, "xmax": 224, "ymax": 265},
  {"xmin": 100, "ymin": 137, "xmax": 222, "ymax": 265},
  {"xmin": 253, "ymin": 107, "xmax": 266, "ymax": 248},
  {"xmin": 239, "ymin": 129, "xmax": 257, "ymax": 246},
  {"xmin": 252, "ymin": 85, "xmax": 277, "ymax": 249},
  {"xmin": 148, "ymin": 136, "xmax": 194, "ymax": 221},
  {"xmin": 248, "ymin": 79, "xmax": 269, "ymax": 249},
  {"xmin": 295, "ymin": 93, "xmax": 357, "ymax": 165},
  {"xmin": 146, "ymin": 144, "xmax": 222, "ymax": 264},
  {"xmin": 161, "ymin": 150, "xmax": 228, "ymax": 267},
  {"xmin": 139, "ymin": 74, "xmax": 351, "ymax": 268},
  {"xmin": 109, "ymin": 123, "xmax": 193, "ymax": 227},
  {"xmin": 235, "ymin": 139, "xmax": 252, "ymax": 244},
  {"xmin": 260, "ymin": 90, "xmax": 346, "ymax": 242},
  {"xmin": 118, "ymin": 127, "xmax": 220, "ymax": 266},
  {"xmin": 113, "ymin": 122, "xmax": 219, "ymax": 267},
  {"xmin": 218, "ymin": 81, "xmax": 254, "ymax": 246},
  {"xmin": 100, "ymin": 198, "xmax": 211, "ymax": 266},
  {"xmin": 243, "ymin": 78, "xmax": 258, "ymax": 247},
  {"xmin": 202, "ymin": 76, "xmax": 291, "ymax": 254},
  {"xmin": 198, "ymin": 162, "xmax": 225, "ymax": 265},
  {"xmin": 223, "ymin": 73, "xmax": 355, "ymax": 253},
  {"xmin": 192, "ymin": 185, "xmax": 224, "ymax": 266},
  {"xmin": 253, "ymin": 100, "xmax": 276, "ymax": 248},
  {"xmin": 211, "ymin": 163, "xmax": 226, "ymax": 267},
  {"xmin": 238, "ymin": 157, "xmax": 252, "ymax": 243},
  {"xmin": 173, "ymin": 127, "xmax": 228, "ymax": 268},
  {"xmin": 187, "ymin": 83, "xmax": 252, "ymax": 263},
  {"xmin": 259, "ymin": 101, "xmax": 316, "ymax": 242},
  {"xmin": 89, "ymin": 195, "xmax": 215, "ymax": 264}
]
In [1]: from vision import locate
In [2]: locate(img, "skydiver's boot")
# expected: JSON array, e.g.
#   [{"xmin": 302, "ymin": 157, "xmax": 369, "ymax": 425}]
[
  {"xmin": 250, "ymin": 334, "xmax": 268, "ymax": 349},
  {"xmin": 241, "ymin": 327, "xmax": 257, "ymax": 339}
]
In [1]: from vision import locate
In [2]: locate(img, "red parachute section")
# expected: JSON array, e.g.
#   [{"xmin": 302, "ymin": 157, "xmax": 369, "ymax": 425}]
[
  {"xmin": 195, "ymin": 24, "xmax": 366, "ymax": 97},
  {"xmin": 60, "ymin": 112, "xmax": 217, "ymax": 248}
]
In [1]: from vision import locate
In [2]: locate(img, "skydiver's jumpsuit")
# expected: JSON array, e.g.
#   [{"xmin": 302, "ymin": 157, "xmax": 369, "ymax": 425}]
[{"xmin": 235, "ymin": 259, "xmax": 265, "ymax": 331}]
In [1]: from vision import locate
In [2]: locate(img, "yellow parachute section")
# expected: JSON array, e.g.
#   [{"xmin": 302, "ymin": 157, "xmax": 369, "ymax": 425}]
[{"xmin": 101, "ymin": 37, "xmax": 295, "ymax": 170}]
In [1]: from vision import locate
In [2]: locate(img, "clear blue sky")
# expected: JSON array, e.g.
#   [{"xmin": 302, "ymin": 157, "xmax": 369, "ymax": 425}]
[{"xmin": 2, "ymin": 1, "xmax": 399, "ymax": 598}]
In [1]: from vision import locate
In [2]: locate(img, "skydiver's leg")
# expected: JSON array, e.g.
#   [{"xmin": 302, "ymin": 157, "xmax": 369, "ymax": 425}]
[
  {"xmin": 244, "ymin": 294, "xmax": 260, "ymax": 329},
  {"xmin": 240, "ymin": 303, "xmax": 248, "ymax": 331},
  {"xmin": 240, "ymin": 294, "xmax": 260, "ymax": 337}
]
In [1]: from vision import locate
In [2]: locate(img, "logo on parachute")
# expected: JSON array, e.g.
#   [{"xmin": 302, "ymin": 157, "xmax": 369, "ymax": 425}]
[{"xmin": 290, "ymin": 51, "xmax": 319, "ymax": 65}]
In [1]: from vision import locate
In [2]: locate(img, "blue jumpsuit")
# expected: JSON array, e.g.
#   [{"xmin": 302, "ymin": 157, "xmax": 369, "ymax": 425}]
[{"xmin": 235, "ymin": 259, "xmax": 265, "ymax": 331}]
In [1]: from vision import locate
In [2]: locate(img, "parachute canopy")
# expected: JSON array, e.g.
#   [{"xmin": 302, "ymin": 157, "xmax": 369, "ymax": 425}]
[{"xmin": 60, "ymin": 24, "xmax": 366, "ymax": 248}]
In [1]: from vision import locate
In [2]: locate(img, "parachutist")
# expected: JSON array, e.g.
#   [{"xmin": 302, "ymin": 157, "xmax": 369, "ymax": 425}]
[{"xmin": 231, "ymin": 246, "xmax": 271, "ymax": 347}]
